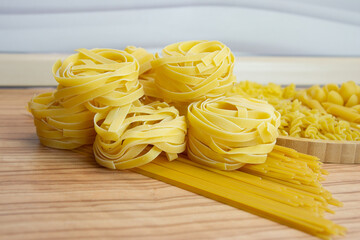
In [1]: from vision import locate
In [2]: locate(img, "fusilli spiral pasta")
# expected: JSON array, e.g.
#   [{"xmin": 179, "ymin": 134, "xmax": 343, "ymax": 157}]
[{"xmin": 228, "ymin": 81, "xmax": 360, "ymax": 141}]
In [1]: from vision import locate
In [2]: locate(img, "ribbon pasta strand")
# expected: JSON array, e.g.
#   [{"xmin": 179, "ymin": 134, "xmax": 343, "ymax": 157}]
[
  {"xmin": 134, "ymin": 145, "xmax": 346, "ymax": 240},
  {"xmin": 124, "ymin": 46, "xmax": 159, "ymax": 99}
]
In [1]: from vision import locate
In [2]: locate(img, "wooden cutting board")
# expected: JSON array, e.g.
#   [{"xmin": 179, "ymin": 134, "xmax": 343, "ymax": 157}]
[{"xmin": 1, "ymin": 88, "xmax": 360, "ymax": 240}]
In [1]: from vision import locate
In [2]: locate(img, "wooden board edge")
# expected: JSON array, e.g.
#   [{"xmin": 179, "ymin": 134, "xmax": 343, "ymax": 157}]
[{"xmin": 276, "ymin": 136, "xmax": 360, "ymax": 164}]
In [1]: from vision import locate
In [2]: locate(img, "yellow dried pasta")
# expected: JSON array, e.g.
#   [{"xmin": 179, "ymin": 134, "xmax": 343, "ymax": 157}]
[
  {"xmin": 135, "ymin": 144, "xmax": 345, "ymax": 240},
  {"xmin": 93, "ymin": 101, "xmax": 187, "ymax": 169},
  {"xmin": 124, "ymin": 46, "xmax": 154, "ymax": 76},
  {"xmin": 28, "ymin": 91, "xmax": 96, "ymax": 149},
  {"xmin": 276, "ymin": 100, "xmax": 360, "ymax": 141},
  {"xmin": 27, "ymin": 43, "xmax": 346, "ymax": 240},
  {"xmin": 322, "ymin": 102, "xmax": 360, "ymax": 123},
  {"xmin": 228, "ymin": 81, "xmax": 360, "ymax": 141},
  {"xmin": 53, "ymin": 48, "xmax": 144, "ymax": 112},
  {"xmin": 187, "ymin": 96, "xmax": 280, "ymax": 170},
  {"xmin": 28, "ymin": 48, "xmax": 145, "ymax": 149},
  {"xmin": 152, "ymin": 40, "xmax": 236, "ymax": 105},
  {"xmin": 123, "ymin": 46, "xmax": 161, "ymax": 100},
  {"xmin": 297, "ymin": 81, "xmax": 360, "ymax": 127},
  {"xmin": 28, "ymin": 47, "xmax": 187, "ymax": 168}
]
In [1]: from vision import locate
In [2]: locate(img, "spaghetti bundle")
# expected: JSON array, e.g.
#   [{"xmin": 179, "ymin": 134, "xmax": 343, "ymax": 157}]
[
  {"xmin": 124, "ymin": 46, "xmax": 154, "ymax": 76},
  {"xmin": 93, "ymin": 101, "xmax": 187, "ymax": 169},
  {"xmin": 152, "ymin": 40, "xmax": 236, "ymax": 104},
  {"xmin": 134, "ymin": 145, "xmax": 345, "ymax": 240},
  {"xmin": 187, "ymin": 96, "xmax": 280, "ymax": 170}
]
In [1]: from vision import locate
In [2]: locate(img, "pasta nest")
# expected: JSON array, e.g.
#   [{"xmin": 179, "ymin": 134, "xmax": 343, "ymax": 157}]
[
  {"xmin": 28, "ymin": 92, "xmax": 96, "ymax": 149},
  {"xmin": 93, "ymin": 101, "xmax": 187, "ymax": 170},
  {"xmin": 28, "ymin": 48, "xmax": 147, "ymax": 149},
  {"xmin": 187, "ymin": 96, "xmax": 281, "ymax": 170},
  {"xmin": 151, "ymin": 40, "xmax": 236, "ymax": 104},
  {"xmin": 52, "ymin": 48, "xmax": 144, "ymax": 113}
]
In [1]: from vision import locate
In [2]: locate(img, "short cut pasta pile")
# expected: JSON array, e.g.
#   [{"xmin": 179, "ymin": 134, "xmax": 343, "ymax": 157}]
[
  {"xmin": 28, "ymin": 40, "xmax": 346, "ymax": 239},
  {"xmin": 228, "ymin": 81, "xmax": 360, "ymax": 141},
  {"xmin": 296, "ymin": 81, "xmax": 360, "ymax": 130}
]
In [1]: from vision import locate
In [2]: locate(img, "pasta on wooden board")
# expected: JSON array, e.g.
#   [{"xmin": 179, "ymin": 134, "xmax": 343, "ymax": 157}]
[
  {"xmin": 296, "ymin": 81, "xmax": 360, "ymax": 128},
  {"xmin": 228, "ymin": 81, "xmax": 360, "ymax": 141},
  {"xmin": 27, "ymin": 42, "xmax": 346, "ymax": 240}
]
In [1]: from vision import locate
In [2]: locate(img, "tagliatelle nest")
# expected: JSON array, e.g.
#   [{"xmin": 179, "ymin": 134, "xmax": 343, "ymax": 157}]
[
  {"xmin": 93, "ymin": 100, "xmax": 187, "ymax": 169},
  {"xmin": 187, "ymin": 96, "xmax": 280, "ymax": 170},
  {"xmin": 151, "ymin": 40, "xmax": 236, "ymax": 104}
]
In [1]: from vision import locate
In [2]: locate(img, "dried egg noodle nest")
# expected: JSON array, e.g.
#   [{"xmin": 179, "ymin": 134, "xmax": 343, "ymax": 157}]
[
  {"xmin": 152, "ymin": 40, "xmax": 236, "ymax": 104},
  {"xmin": 52, "ymin": 48, "xmax": 144, "ymax": 113},
  {"xmin": 93, "ymin": 101, "xmax": 187, "ymax": 169},
  {"xmin": 27, "ymin": 43, "xmax": 346, "ymax": 239},
  {"xmin": 187, "ymin": 96, "xmax": 281, "ymax": 170},
  {"xmin": 29, "ymin": 48, "xmax": 145, "ymax": 149},
  {"xmin": 28, "ymin": 91, "xmax": 96, "ymax": 149}
]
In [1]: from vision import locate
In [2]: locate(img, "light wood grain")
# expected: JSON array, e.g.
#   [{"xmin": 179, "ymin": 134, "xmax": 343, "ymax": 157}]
[
  {"xmin": 277, "ymin": 136, "xmax": 360, "ymax": 164},
  {"xmin": 1, "ymin": 88, "xmax": 360, "ymax": 240}
]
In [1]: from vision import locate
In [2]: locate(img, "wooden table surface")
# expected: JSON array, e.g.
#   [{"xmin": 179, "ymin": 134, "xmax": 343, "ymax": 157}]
[{"xmin": 1, "ymin": 88, "xmax": 360, "ymax": 240}]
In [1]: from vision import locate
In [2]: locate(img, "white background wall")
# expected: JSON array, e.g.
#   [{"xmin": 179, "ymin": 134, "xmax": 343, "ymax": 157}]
[{"xmin": 1, "ymin": 0, "xmax": 360, "ymax": 56}]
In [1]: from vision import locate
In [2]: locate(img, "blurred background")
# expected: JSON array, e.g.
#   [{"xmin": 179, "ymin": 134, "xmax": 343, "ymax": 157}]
[{"xmin": 0, "ymin": 0, "xmax": 359, "ymax": 85}]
